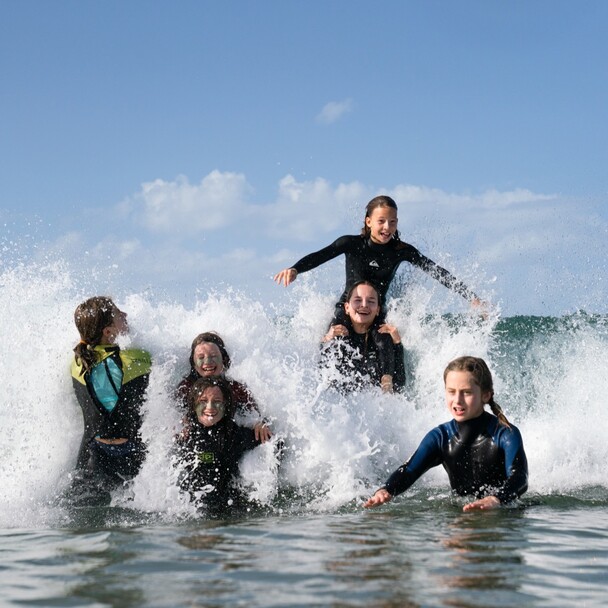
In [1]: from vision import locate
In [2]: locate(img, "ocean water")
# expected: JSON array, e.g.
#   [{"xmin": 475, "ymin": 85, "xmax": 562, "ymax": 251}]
[{"xmin": 1, "ymin": 261, "xmax": 607, "ymax": 607}]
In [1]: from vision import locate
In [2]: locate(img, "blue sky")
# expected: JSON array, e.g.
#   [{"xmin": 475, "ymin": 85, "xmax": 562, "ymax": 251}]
[{"xmin": 1, "ymin": 1, "xmax": 607, "ymax": 316}]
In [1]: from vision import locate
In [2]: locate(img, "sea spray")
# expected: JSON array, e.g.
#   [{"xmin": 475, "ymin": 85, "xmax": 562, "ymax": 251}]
[{"xmin": 1, "ymin": 261, "xmax": 607, "ymax": 528}]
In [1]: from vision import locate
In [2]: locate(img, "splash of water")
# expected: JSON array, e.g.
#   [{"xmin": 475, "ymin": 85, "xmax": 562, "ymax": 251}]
[{"xmin": 1, "ymin": 260, "xmax": 607, "ymax": 527}]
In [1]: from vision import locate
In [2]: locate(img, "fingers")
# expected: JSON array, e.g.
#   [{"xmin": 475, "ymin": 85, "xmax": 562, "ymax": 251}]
[
  {"xmin": 322, "ymin": 324, "xmax": 349, "ymax": 342},
  {"xmin": 273, "ymin": 268, "xmax": 297, "ymax": 286},
  {"xmin": 462, "ymin": 495, "xmax": 500, "ymax": 512},
  {"xmin": 363, "ymin": 489, "xmax": 392, "ymax": 508},
  {"xmin": 254, "ymin": 422, "xmax": 272, "ymax": 443}
]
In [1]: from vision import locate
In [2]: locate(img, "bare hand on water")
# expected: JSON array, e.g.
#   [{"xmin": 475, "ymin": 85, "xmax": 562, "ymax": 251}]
[
  {"xmin": 363, "ymin": 489, "xmax": 392, "ymax": 508},
  {"xmin": 462, "ymin": 495, "xmax": 500, "ymax": 512}
]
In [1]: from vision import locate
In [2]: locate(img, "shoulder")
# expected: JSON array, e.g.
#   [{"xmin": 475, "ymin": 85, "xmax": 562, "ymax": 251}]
[
  {"xmin": 421, "ymin": 421, "xmax": 454, "ymax": 448},
  {"xmin": 487, "ymin": 414, "xmax": 524, "ymax": 444},
  {"xmin": 393, "ymin": 239, "xmax": 422, "ymax": 256},
  {"xmin": 120, "ymin": 348, "xmax": 152, "ymax": 379},
  {"xmin": 333, "ymin": 234, "xmax": 363, "ymax": 249}
]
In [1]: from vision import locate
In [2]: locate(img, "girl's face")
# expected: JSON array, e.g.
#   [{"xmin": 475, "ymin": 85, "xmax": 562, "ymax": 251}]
[
  {"xmin": 366, "ymin": 205, "xmax": 398, "ymax": 244},
  {"xmin": 194, "ymin": 386, "xmax": 226, "ymax": 427},
  {"xmin": 344, "ymin": 284, "xmax": 380, "ymax": 328},
  {"xmin": 102, "ymin": 308, "xmax": 129, "ymax": 344},
  {"xmin": 193, "ymin": 343, "xmax": 224, "ymax": 377},
  {"xmin": 444, "ymin": 371, "xmax": 491, "ymax": 423}
]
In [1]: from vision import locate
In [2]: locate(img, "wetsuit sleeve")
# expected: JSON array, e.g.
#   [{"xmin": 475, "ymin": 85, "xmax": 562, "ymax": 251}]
[
  {"xmin": 494, "ymin": 425, "xmax": 529, "ymax": 503},
  {"xmin": 383, "ymin": 427, "xmax": 445, "ymax": 496},
  {"xmin": 234, "ymin": 426, "xmax": 263, "ymax": 458},
  {"xmin": 372, "ymin": 331, "xmax": 395, "ymax": 378},
  {"xmin": 392, "ymin": 342, "xmax": 406, "ymax": 393},
  {"xmin": 292, "ymin": 235, "xmax": 353, "ymax": 274},
  {"xmin": 404, "ymin": 247, "xmax": 478, "ymax": 301}
]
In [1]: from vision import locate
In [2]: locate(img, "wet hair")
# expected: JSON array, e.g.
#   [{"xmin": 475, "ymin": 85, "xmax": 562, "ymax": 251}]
[
  {"xmin": 345, "ymin": 280, "xmax": 381, "ymax": 303},
  {"xmin": 361, "ymin": 195, "xmax": 400, "ymax": 240},
  {"xmin": 189, "ymin": 331, "xmax": 231, "ymax": 372},
  {"xmin": 187, "ymin": 376, "xmax": 235, "ymax": 421},
  {"xmin": 73, "ymin": 296, "xmax": 120, "ymax": 374},
  {"xmin": 443, "ymin": 356, "xmax": 511, "ymax": 428}
]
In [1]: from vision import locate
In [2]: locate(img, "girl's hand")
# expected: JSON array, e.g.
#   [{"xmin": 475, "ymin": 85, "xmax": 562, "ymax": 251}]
[
  {"xmin": 363, "ymin": 489, "xmax": 392, "ymax": 508},
  {"xmin": 380, "ymin": 374, "xmax": 394, "ymax": 393},
  {"xmin": 254, "ymin": 422, "xmax": 272, "ymax": 443},
  {"xmin": 274, "ymin": 268, "xmax": 298, "ymax": 286},
  {"xmin": 378, "ymin": 323, "xmax": 401, "ymax": 344},
  {"xmin": 322, "ymin": 324, "xmax": 349, "ymax": 342},
  {"xmin": 462, "ymin": 495, "xmax": 501, "ymax": 512}
]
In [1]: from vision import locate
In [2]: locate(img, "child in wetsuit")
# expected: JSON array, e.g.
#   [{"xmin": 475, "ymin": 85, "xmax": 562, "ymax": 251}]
[
  {"xmin": 174, "ymin": 376, "xmax": 268, "ymax": 514},
  {"xmin": 174, "ymin": 331, "xmax": 272, "ymax": 443},
  {"xmin": 364, "ymin": 356, "xmax": 528, "ymax": 512},
  {"xmin": 274, "ymin": 195, "xmax": 482, "ymax": 328},
  {"xmin": 320, "ymin": 281, "xmax": 405, "ymax": 394},
  {"xmin": 70, "ymin": 296, "xmax": 151, "ymax": 504}
]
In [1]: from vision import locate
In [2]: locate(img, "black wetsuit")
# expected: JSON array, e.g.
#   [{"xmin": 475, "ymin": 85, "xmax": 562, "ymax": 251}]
[
  {"xmin": 382, "ymin": 411, "xmax": 528, "ymax": 503},
  {"xmin": 175, "ymin": 417, "xmax": 262, "ymax": 513},
  {"xmin": 320, "ymin": 320, "xmax": 406, "ymax": 392},
  {"xmin": 292, "ymin": 235, "xmax": 477, "ymax": 324},
  {"xmin": 70, "ymin": 345, "xmax": 151, "ymax": 500}
]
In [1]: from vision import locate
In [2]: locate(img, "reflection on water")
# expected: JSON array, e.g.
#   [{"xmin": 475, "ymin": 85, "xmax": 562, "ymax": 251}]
[{"xmin": 1, "ymin": 505, "xmax": 608, "ymax": 607}]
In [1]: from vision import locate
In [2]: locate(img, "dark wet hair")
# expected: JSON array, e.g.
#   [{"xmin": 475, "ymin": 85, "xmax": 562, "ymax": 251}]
[
  {"xmin": 361, "ymin": 195, "xmax": 400, "ymax": 240},
  {"xmin": 189, "ymin": 331, "xmax": 231, "ymax": 372},
  {"xmin": 443, "ymin": 356, "xmax": 511, "ymax": 428},
  {"xmin": 345, "ymin": 280, "xmax": 381, "ymax": 303},
  {"xmin": 73, "ymin": 296, "xmax": 120, "ymax": 374},
  {"xmin": 187, "ymin": 376, "xmax": 235, "ymax": 420}
]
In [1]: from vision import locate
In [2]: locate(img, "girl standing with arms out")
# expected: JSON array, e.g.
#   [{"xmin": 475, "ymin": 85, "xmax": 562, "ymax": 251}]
[
  {"xmin": 364, "ymin": 356, "xmax": 528, "ymax": 512},
  {"xmin": 274, "ymin": 195, "xmax": 482, "ymax": 326},
  {"xmin": 71, "ymin": 297, "xmax": 151, "ymax": 502}
]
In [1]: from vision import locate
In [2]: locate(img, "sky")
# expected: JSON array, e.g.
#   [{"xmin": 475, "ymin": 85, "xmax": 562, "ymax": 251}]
[{"xmin": 1, "ymin": 0, "xmax": 607, "ymax": 316}]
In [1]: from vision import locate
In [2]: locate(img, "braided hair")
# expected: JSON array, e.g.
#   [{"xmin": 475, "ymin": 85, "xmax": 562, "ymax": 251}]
[{"xmin": 73, "ymin": 296, "xmax": 119, "ymax": 375}]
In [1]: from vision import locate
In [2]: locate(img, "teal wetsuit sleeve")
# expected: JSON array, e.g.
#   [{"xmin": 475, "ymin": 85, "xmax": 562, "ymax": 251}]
[
  {"xmin": 383, "ymin": 426, "xmax": 445, "ymax": 497},
  {"xmin": 494, "ymin": 424, "xmax": 528, "ymax": 503},
  {"xmin": 90, "ymin": 358, "xmax": 124, "ymax": 412}
]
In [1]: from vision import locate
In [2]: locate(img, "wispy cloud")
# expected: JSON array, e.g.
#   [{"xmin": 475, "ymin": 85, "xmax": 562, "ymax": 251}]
[
  {"xmin": 29, "ymin": 171, "xmax": 608, "ymax": 315},
  {"xmin": 316, "ymin": 99, "xmax": 353, "ymax": 124}
]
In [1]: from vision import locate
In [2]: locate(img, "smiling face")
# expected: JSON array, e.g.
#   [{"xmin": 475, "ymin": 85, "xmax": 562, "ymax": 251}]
[
  {"xmin": 365, "ymin": 205, "xmax": 398, "ymax": 244},
  {"xmin": 344, "ymin": 283, "xmax": 380, "ymax": 332},
  {"xmin": 444, "ymin": 370, "xmax": 491, "ymax": 423},
  {"xmin": 193, "ymin": 342, "xmax": 224, "ymax": 377},
  {"xmin": 194, "ymin": 386, "xmax": 226, "ymax": 427}
]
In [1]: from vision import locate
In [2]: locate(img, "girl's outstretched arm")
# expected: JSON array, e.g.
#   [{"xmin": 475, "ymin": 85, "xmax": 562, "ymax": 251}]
[
  {"xmin": 274, "ymin": 267, "xmax": 298, "ymax": 286},
  {"xmin": 363, "ymin": 488, "xmax": 392, "ymax": 508}
]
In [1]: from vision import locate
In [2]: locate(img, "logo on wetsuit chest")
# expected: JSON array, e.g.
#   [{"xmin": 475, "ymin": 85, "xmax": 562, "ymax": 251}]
[
  {"xmin": 197, "ymin": 451, "xmax": 215, "ymax": 464},
  {"xmin": 368, "ymin": 260, "xmax": 380, "ymax": 269}
]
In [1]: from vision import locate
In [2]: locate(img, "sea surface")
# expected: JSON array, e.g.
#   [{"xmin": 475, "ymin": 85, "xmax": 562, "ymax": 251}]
[{"xmin": 1, "ymin": 262, "xmax": 608, "ymax": 607}]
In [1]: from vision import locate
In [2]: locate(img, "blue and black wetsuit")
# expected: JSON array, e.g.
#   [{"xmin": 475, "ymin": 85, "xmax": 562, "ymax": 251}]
[
  {"xmin": 382, "ymin": 411, "xmax": 528, "ymax": 503},
  {"xmin": 71, "ymin": 345, "xmax": 151, "ymax": 494},
  {"xmin": 292, "ymin": 235, "xmax": 478, "ymax": 325}
]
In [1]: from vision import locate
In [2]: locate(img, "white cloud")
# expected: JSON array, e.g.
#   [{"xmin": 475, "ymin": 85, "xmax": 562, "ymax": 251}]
[
  {"xmin": 32, "ymin": 171, "xmax": 608, "ymax": 315},
  {"xmin": 316, "ymin": 99, "xmax": 353, "ymax": 124},
  {"xmin": 125, "ymin": 170, "xmax": 253, "ymax": 236}
]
